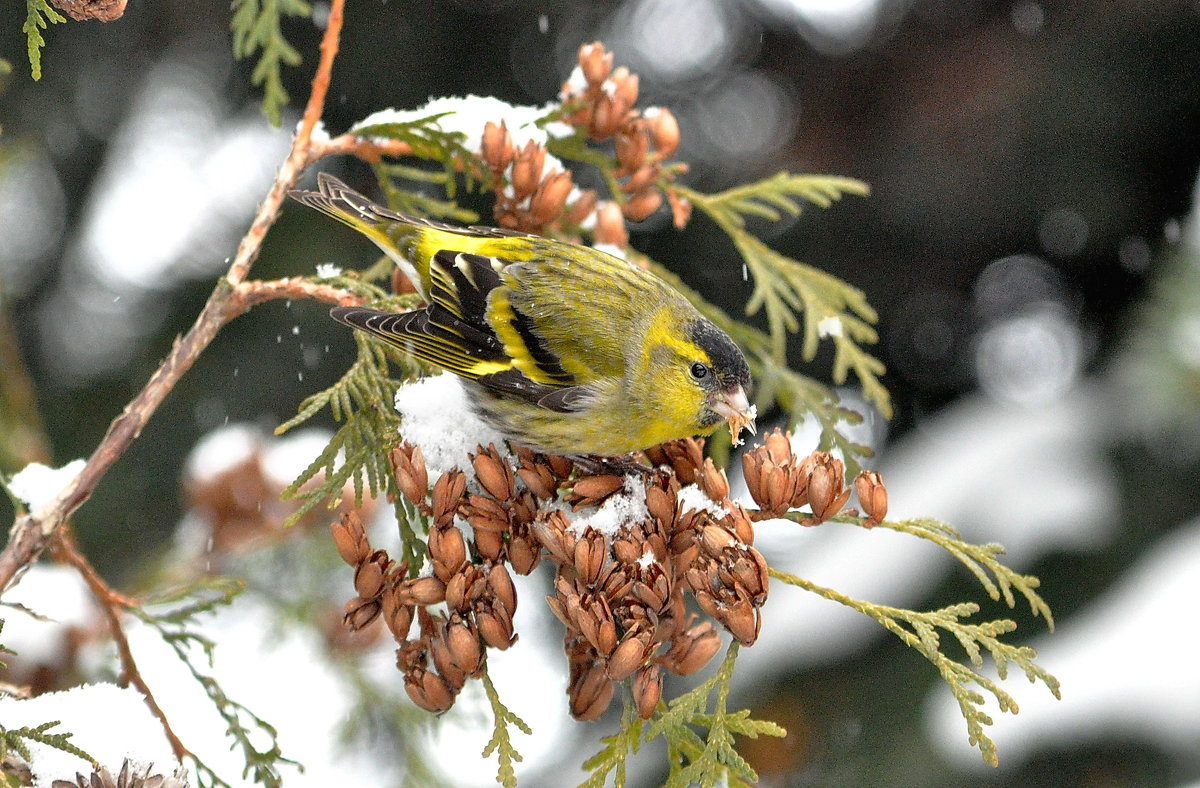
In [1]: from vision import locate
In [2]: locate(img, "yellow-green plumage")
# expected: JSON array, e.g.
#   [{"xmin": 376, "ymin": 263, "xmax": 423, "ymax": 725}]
[{"xmin": 291, "ymin": 173, "xmax": 754, "ymax": 457}]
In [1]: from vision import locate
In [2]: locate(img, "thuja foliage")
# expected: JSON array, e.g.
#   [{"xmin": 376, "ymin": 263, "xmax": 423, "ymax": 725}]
[
  {"xmin": 20, "ymin": 0, "xmax": 64, "ymax": 81},
  {"xmin": 230, "ymin": 0, "xmax": 311, "ymax": 126},
  {"xmin": 0, "ymin": 623, "xmax": 97, "ymax": 771},
  {"xmin": 128, "ymin": 578, "xmax": 301, "ymax": 788},
  {"xmin": 0, "ymin": 721, "xmax": 93, "ymax": 774},
  {"xmin": 770, "ymin": 515, "xmax": 1060, "ymax": 767},
  {"xmin": 578, "ymin": 644, "xmax": 784, "ymax": 788}
]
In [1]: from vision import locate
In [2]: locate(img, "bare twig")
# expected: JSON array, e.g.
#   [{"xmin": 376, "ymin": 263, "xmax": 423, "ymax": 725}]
[
  {"xmin": 50, "ymin": 529, "xmax": 187, "ymax": 760},
  {"xmin": 0, "ymin": 0, "xmax": 351, "ymax": 593}
]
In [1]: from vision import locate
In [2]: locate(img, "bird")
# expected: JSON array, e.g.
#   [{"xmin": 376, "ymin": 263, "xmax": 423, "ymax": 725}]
[{"xmin": 290, "ymin": 172, "xmax": 755, "ymax": 458}]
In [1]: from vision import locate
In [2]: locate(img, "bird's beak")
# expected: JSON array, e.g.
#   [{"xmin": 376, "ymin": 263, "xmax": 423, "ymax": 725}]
[{"xmin": 708, "ymin": 384, "xmax": 757, "ymax": 446}]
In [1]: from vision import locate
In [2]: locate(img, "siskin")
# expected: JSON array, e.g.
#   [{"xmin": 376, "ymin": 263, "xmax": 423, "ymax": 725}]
[{"xmin": 291, "ymin": 173, "xmax": 755, "ymax": 458}]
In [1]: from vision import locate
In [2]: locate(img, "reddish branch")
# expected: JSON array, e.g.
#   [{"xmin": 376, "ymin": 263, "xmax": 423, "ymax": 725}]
[
  {"xmin": 0, "ymin": 0, "xmax": 366, "ymax": 593},
  {"xmin": 51, "ymin": 530, "xmax": 187, "ymax": 760}
]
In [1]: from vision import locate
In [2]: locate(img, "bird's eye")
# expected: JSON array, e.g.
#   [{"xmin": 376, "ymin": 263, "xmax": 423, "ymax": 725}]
[{"xmin": 689, "ymin": 362, "xmax": 709, "ymax": 380}]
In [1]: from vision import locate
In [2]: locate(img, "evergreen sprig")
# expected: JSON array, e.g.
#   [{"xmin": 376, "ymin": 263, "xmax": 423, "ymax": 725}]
[
  {"xmin": 131, "ymin": 578, "xmax": 300, "ymax": 787},
  {"xmin": 0, "ymin": 720, "xmax": 93, "ymax": 769},
  {"xmin": 22, "ymin": 0, "xmax": 65, "ymax": 81},
  {"xmin": 230, "ymin": 0, "xmax": 311, "ymax": 126},
  {"xmin": 353, "ymin": 113, "xmax": 483, "ymax": 197},
  {"xmin": 372, "ymin": 163, "xmax": 481, "ymax": 224},
  {"xmin": 276, "ymin": 327, "xmax": 414, "ymax": 527},
  {"xmin": 678, "ymin": 176, "xmax": 890, "ymax": 418},
  {"xmin": 869, "ymin": 516, "xmax": 1055, "ymax": 626},
  {"xmin": 577, "ymin": 698, "xmax": 644, "ymax": 788},
  {"xmin": 645, "ymin": 643, "xmax": 786, "ymax": 788},
  {"xmin": 481, "ymin": 670, "xmax": 532, "ymax": 788},
  {"xmin": 771, "ymin": 525, "xmax": 1061, "ymax": 769}
]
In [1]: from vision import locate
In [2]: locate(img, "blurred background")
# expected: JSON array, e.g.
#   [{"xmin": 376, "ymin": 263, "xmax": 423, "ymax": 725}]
[{"xmin": 2, "ymin": 0, "xmax": 1200, "ymax": 786}]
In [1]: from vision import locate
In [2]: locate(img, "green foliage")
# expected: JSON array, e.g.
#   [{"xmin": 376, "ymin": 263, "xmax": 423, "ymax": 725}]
[
  {"xmin": 353, "ymin": 113, "xmax": 484, "ymax": 198},
  {"xmin": 577, "ymin": 646, "xmax": 784, "ymax": 787},
  {"xmin": 0, "ymin": 720, "xmax": 93, "ymax": 771},
  {"xmin": 131, "ymin": 578, "xmax": 301, "ymax": 787},
  {"xmin": 373, "ymin": 163, "xmax": 480, "ymax": 224},
  {"xmin": 577, "ymin": 699, "xmax": 644, "ymax": 788},
  {"xmin": 769, "ymin": 514, "xmax": 1061, "ymax": 767},
  {"xmin": 646, "ymin": 643, "xmax": 786, "ymax": 788},
  {"xmin": 230, "ymin": 0, "xmax": 311, "ymax": 126},
  {"xmin": 22, "ymin": 0, "xmax": 65, "ymax": 81},
  {"xmin": 678, "ymin": 177, "xmax": 890, "ymax": 419},
  {"xmin": 481, "ymin": 670, "xmax": 532, "ymax": 788}
]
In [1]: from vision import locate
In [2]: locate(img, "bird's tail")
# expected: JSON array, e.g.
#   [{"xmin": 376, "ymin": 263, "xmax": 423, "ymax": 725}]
[{"xmin": 290, "ymin": 172, "xmax": 431, "ymax": 296}]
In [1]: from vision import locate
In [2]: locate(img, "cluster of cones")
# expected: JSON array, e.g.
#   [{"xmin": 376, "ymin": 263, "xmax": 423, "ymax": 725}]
[
  {"xmin": 332, "ymin": 437, "xmax": 768, "ymax": 720},
  {"xmin": 742, "ymin": 429, "xmax": 888, "ymax": 527},
  {"xmin": 477, "ymin": 41, "xmax": 686, "ymax": 241}
]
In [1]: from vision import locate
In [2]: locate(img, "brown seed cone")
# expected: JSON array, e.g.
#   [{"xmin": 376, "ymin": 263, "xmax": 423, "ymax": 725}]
[
  {"xmin": 633, "ymin": 664, "xmax": 664, "ymax": 720},
  {"xmin": 728, "ymin": 503, "xmax": 756, "ymax": 545},
  {"xmin": 605, "ymin": 634, "xmax": 649, "ymax": 681},
  {"xmin": 854, "ymin": 470, "xmax": 888, "ymax": 527},
  {"xmin": 742, "ymin": 434, "xmax": 803, "ymax": 518},
  {"xmin": 404, "ymin": 667, "xmax": 456, "ymax": 714},
  {"xmin": 592, "ymin": 201, "xmax": 629, "ymax": 248},
  {"xmin": 569, "ymin": 662, "xmax": 616, "ymax": 721},
  {"xmin": 547, "ymin": 453, "xmax": 577, "ymax": 480},
  {"xmin": 475, "ymin": 528, "xmax": 505, "ymax": 562},
  {"xmin": 620, "ymin": 163, "xmax": 659, "ymax": 196},
  {"xmin": 463, "ymin": 493, "xmax": 511, "ymax": 532},
  {"xmin": 516, "ymin": 452, "xmax": 558, "ymax": 499},
  {"xmin": 471, "ymin": 444, "xmax": 515, "ymax": 502},
  {"xmin": 666, "ymin": 189, "xmax": 692, "ymax": 229},
  {"xmin": 431, "ymin": 469, "xmax": 467, "ymax": 528},
  {"xmin": 614, "ymin": 119, "xmax": 650, "ymax": 175},
  {"xmin": 646, "ymin": 107, "xmax": 680, "ymax": 159},
  {"xmin": 578, "ymin": 41, "xmax": 614, "ymax": 87},
  {"xmin": 481, "ymin": 120, "xmax": 515, "ymax": 175},
  {"xmin": 487, "ymin": 562, "xmax": 518, "ymax": 616},
  {"xmin": 475, "ymin": 600, "xmax": 517, "ymax": 650},
  {"xmin": 530, "ymin": 169, "xmax": 575, "ymax": 226},
  {"xmin": 661, "ymin": 620, "xmax": 721, "ymax": 676},
  {"xmin": 398, "ymin": 575, "xmax": 447, "ymax": 606},
  {"xmin": 508, "ymin": 530, "xmax": 542, "ymax": 575},
  {"xmin": 343, "ymin": 596, "xmax": 381, "ymax": 631},
  {"xmin": 573, "ymin": 530, "xmax": 609, "ymax": 586},
  {"xmin": 391, "ymin": 443, "xmax": 429, "ymax": 509},
  {"xmin": 644, "ymin": 482, "xmax": 679, "ymax": 530},
  {"xmin": 446, "ymin": 617, "xmax": 485, "ymax": 677},
  {"xmin": 721, "ymin": 597, "xmax": 762, "ymax": 646},
  {"xmin": 588, "ymin": 94, "xmax": 621, "ymax": 141},
  {"xmin": 622, "ymin": 188, "xmax": 663, "ymax": 222},
  {"xmin": 428, "ymin": 525, "xmax": 468, "ymax": 583},
  {"xmin": 511, "ymin": 141, "xmax": 547, "ymax": 200},
  {"xmin": 353, "ymin": 550, "xmax": 391, "ymax": 599},
  {"xmin": 645, "ymin": 438, "xmax": 705, "ymax": 484},
  {"xmin": 330, "ymin": 511, "xmax": 370, "ymax": 566},
  {"xmin": 764, "ymin": 429, "xmax": 792, "ymax": 464},
  {"xmin": 381, "ymin": 585, "xmax": 416, "ymax": 642},
  {"xmin": 429, "ymin": 628, "xmax": 468, "ymax": 689},
  {"xmin": 610, "ymin": 67, "xmax": 639, "ymax": 113},
  {"xmin": 566, "ymin": 189, "xmax": 599, "ymax": 226},
  {"xmin": 531, "ymin": 510, "xmax": 574, "ymax": 565},
  {"xmin": 567, "ymin": 474, "xmax": 625, "ymax": 508},
  {"xmin": 802, "ymin": 452, "xmax": 852, "ymax": 524},
  {"xmin": 50, "ymin": 0, "xmax": 126, "ymax": 21},
  {"xmin": 697, "ymin": 458, "xmax": 730, "ymax": 502}
]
